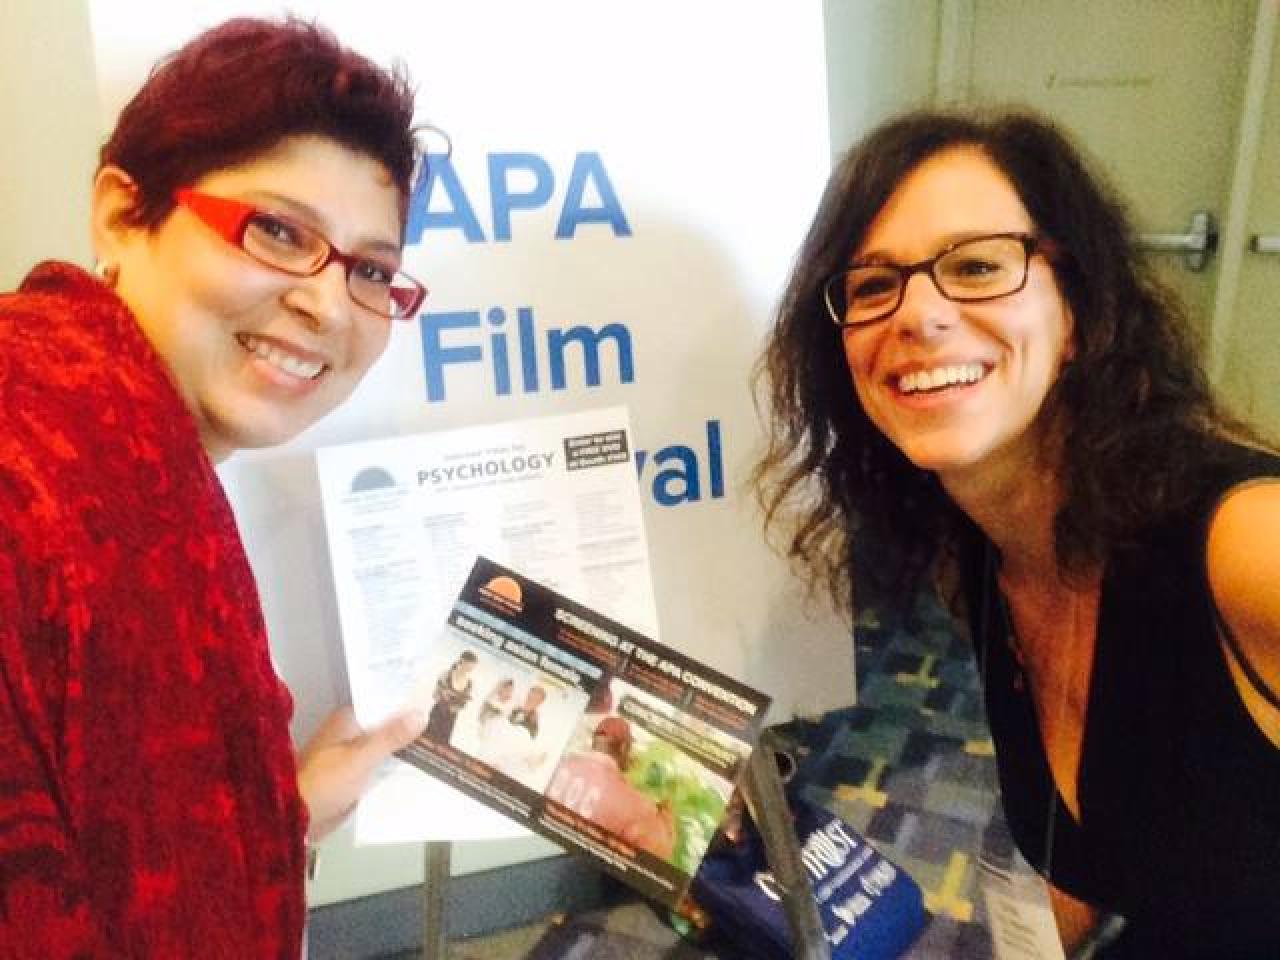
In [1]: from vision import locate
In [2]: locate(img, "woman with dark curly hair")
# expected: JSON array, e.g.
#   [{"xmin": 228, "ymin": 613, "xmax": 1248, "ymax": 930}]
[{"xmin": 756, "ymin": 109, "xmax": 1280, "ymax": 958}]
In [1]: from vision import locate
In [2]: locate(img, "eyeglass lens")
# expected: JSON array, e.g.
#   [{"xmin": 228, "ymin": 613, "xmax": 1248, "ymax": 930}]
[
  {"xmin": 241, "ymin": 212, "xmax": 415, "ymax": 318},
  {"xmin": 834, "ymin": 235, "xmax": 1030, "ymax": 325}
]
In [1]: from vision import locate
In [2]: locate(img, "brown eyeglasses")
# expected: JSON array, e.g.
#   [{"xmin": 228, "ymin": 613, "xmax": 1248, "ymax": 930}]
[{"xmin": 824, "ymin": 232, "xmax": 1048, "ymax": 328}]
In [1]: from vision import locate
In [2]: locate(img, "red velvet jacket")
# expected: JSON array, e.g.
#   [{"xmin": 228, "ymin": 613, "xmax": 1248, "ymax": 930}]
[{"xmin": 0, "ymin": 263, "xmax": 307, "ymax": 957}]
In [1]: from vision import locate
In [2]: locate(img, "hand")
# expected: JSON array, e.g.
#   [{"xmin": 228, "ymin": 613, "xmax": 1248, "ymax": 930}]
[{"xmin": 297, "ymin": 705, "xmax": 427, "ymax": 842}]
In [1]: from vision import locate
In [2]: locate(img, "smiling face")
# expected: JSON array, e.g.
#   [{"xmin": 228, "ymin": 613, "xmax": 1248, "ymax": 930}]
[
  {"xmin": 99, "ymin": 135, "xmax": 404, "ymax": 461},
  {"xmin": 841, "ymin": 146, "xmax": 1075, "ymax": 489}
]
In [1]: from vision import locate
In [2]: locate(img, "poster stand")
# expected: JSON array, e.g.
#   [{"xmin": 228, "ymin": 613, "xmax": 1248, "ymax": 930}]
[
  {"xmin": 740, "ymin": 731, "xmax": 832, "ymax": 960},
  {"xmin": 417, "ymin": 731, "xmax": 831, "ymax": 960},
  {"xmin": 422, "ymin": 842, "xmax": 451, "ymax": 960}
]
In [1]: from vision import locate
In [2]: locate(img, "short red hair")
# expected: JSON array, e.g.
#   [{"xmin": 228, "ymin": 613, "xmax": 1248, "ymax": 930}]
[{"xmin": 100, "ymin": 17, "xmax": 419, "ymax": 229}]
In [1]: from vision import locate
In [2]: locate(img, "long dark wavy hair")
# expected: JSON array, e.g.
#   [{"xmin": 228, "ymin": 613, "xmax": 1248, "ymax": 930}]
[{"xmin": 755, "ymin": 108, "xmax": 1264, "ymax": 608}]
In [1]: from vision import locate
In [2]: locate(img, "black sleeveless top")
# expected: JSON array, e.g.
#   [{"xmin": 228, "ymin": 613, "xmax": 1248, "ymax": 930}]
[{"xmin": 964, "ymin": 443, "xmax": 1280, "ymax": 958}]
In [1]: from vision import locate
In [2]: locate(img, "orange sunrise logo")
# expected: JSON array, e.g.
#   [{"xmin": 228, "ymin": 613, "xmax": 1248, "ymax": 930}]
[{"xmin": 479, "ymin": 575, "xmax": 523, "ymax": 615}]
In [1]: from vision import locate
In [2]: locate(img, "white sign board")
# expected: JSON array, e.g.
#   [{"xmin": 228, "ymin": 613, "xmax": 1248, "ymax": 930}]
[{"xmin": 87, "ymin": 1, "xmax": 852, "ymax": 762}]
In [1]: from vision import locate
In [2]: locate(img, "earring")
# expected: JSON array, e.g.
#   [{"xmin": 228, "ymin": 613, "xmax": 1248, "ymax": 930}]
[{"xmin": 94, "ymin": 261, "xmax": 119, "ymax": 286}]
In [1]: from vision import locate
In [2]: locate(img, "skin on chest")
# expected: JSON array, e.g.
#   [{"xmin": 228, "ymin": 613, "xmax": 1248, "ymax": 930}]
[{"xmin": 1001, "ymin": 578, "xmax": 1101, "ymax": 824}]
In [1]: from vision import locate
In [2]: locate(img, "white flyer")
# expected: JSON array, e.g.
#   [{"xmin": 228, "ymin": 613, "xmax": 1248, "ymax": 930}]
[
  {"xmin": 979, "ymin": 856, "xmax": 1067, "ymax": 960},
  {"xmin": 316, "ymin": 406, "xmax": 660, "ymax": 842}
]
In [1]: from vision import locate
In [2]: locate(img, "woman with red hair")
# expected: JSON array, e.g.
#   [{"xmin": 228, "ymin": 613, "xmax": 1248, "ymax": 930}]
[{"xmin": 0, "ymin": 17, "xmax": 431, "ymax": 957}]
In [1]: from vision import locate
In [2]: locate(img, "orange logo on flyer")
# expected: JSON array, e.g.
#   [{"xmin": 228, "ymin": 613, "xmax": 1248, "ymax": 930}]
[{"xmin": 479, "ymin": 575, "xmax": 523, "ymax": 615}]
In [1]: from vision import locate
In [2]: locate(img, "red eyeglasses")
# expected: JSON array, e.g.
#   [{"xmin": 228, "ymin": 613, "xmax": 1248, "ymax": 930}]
[{"xmin": 174, "ymin": 188, "xmax": 427, "ymax": 320}]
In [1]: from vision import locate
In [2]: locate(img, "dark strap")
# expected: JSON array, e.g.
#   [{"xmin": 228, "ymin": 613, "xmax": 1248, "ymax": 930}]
[
  {"xmin": 1213, "ymin": 604, "xmax": 1280, "ymax": 712},
  {"xmin": 1203, "ymin": 470, "xmax": 1280, "ymax": 713}
]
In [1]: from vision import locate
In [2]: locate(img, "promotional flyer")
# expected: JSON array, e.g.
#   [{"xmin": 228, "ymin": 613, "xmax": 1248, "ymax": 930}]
[{"xmin": 399, "ymin": 556, "xmax": 771, "ymax": 907}]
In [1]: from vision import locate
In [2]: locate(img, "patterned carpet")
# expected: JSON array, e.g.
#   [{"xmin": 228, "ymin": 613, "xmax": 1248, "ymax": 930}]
[{"xmin": 775, "ymin": 582, "xmax": 1019, "ymax": 958}]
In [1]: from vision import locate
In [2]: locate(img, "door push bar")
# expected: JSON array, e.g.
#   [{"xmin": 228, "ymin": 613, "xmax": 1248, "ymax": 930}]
[
  {"xmin": 1136, "ymin": 210, "xmax": 1218, "ymax": 272},
  {"xmin": 1249, "ymin": 234, "xmax": 1280, "ymax": 255}
]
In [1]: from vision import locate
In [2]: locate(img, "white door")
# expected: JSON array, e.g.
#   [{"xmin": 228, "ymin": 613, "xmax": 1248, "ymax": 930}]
[
  {"xmin": 946, "ymin": 0, "xmax": 1278, "ymax": 434},
  {"xmin": 953, "ymin": 0, "xmax": 1254, "ymax": 340},
  {"xmin": 1216, "ymin": 5, "xmax": 1280, "ymax": 432}
]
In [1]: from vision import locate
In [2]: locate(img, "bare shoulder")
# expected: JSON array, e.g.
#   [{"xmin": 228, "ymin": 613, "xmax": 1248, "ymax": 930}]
[
  {"xmin": 1207, "ymin": 481, "xmax": 1280, "ymax": 633},
  {"xmin": 1206, "ymin": 480, "xmax": 1280, "ymax": 745}
]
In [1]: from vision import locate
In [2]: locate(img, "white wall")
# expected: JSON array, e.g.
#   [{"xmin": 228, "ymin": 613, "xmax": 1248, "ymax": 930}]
[
  {"xmin": 823, "ymin": 0, "xmax": 940, "ymax": 157},
  {"xmin": 0, "ymin": 0, "xmax": 99, "ymax": 288}
]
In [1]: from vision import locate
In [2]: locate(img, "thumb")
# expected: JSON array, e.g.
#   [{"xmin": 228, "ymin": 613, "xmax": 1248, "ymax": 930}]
[
  {"xmin": 299, "ymin": 705, "xmax": 363, "ymax": 762},
  {"xmin": 361, "ymin": 709, "xmax": 428, "ymax": 760}
]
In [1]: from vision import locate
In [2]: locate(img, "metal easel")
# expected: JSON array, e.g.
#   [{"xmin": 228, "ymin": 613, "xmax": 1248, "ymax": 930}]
[
  {"xmin": 418, "ymin": 731, "xmax": 831, "ymax": 959},
  {"xmin": 741, "ymin": 730, "xmax": 832, "ymax": 960},
  {"xmin": 422, "ymin": 841, "xmax": 451, "ymax": 960}
]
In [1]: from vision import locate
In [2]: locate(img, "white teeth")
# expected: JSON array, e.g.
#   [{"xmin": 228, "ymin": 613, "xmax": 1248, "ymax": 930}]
[
  {"xmin": 241, "ymin": 335, "xmax": 325, "ymax": 380},
  {"xmin": 898, "ymin": 363, "xmax": 985, "ymax": 394}
]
